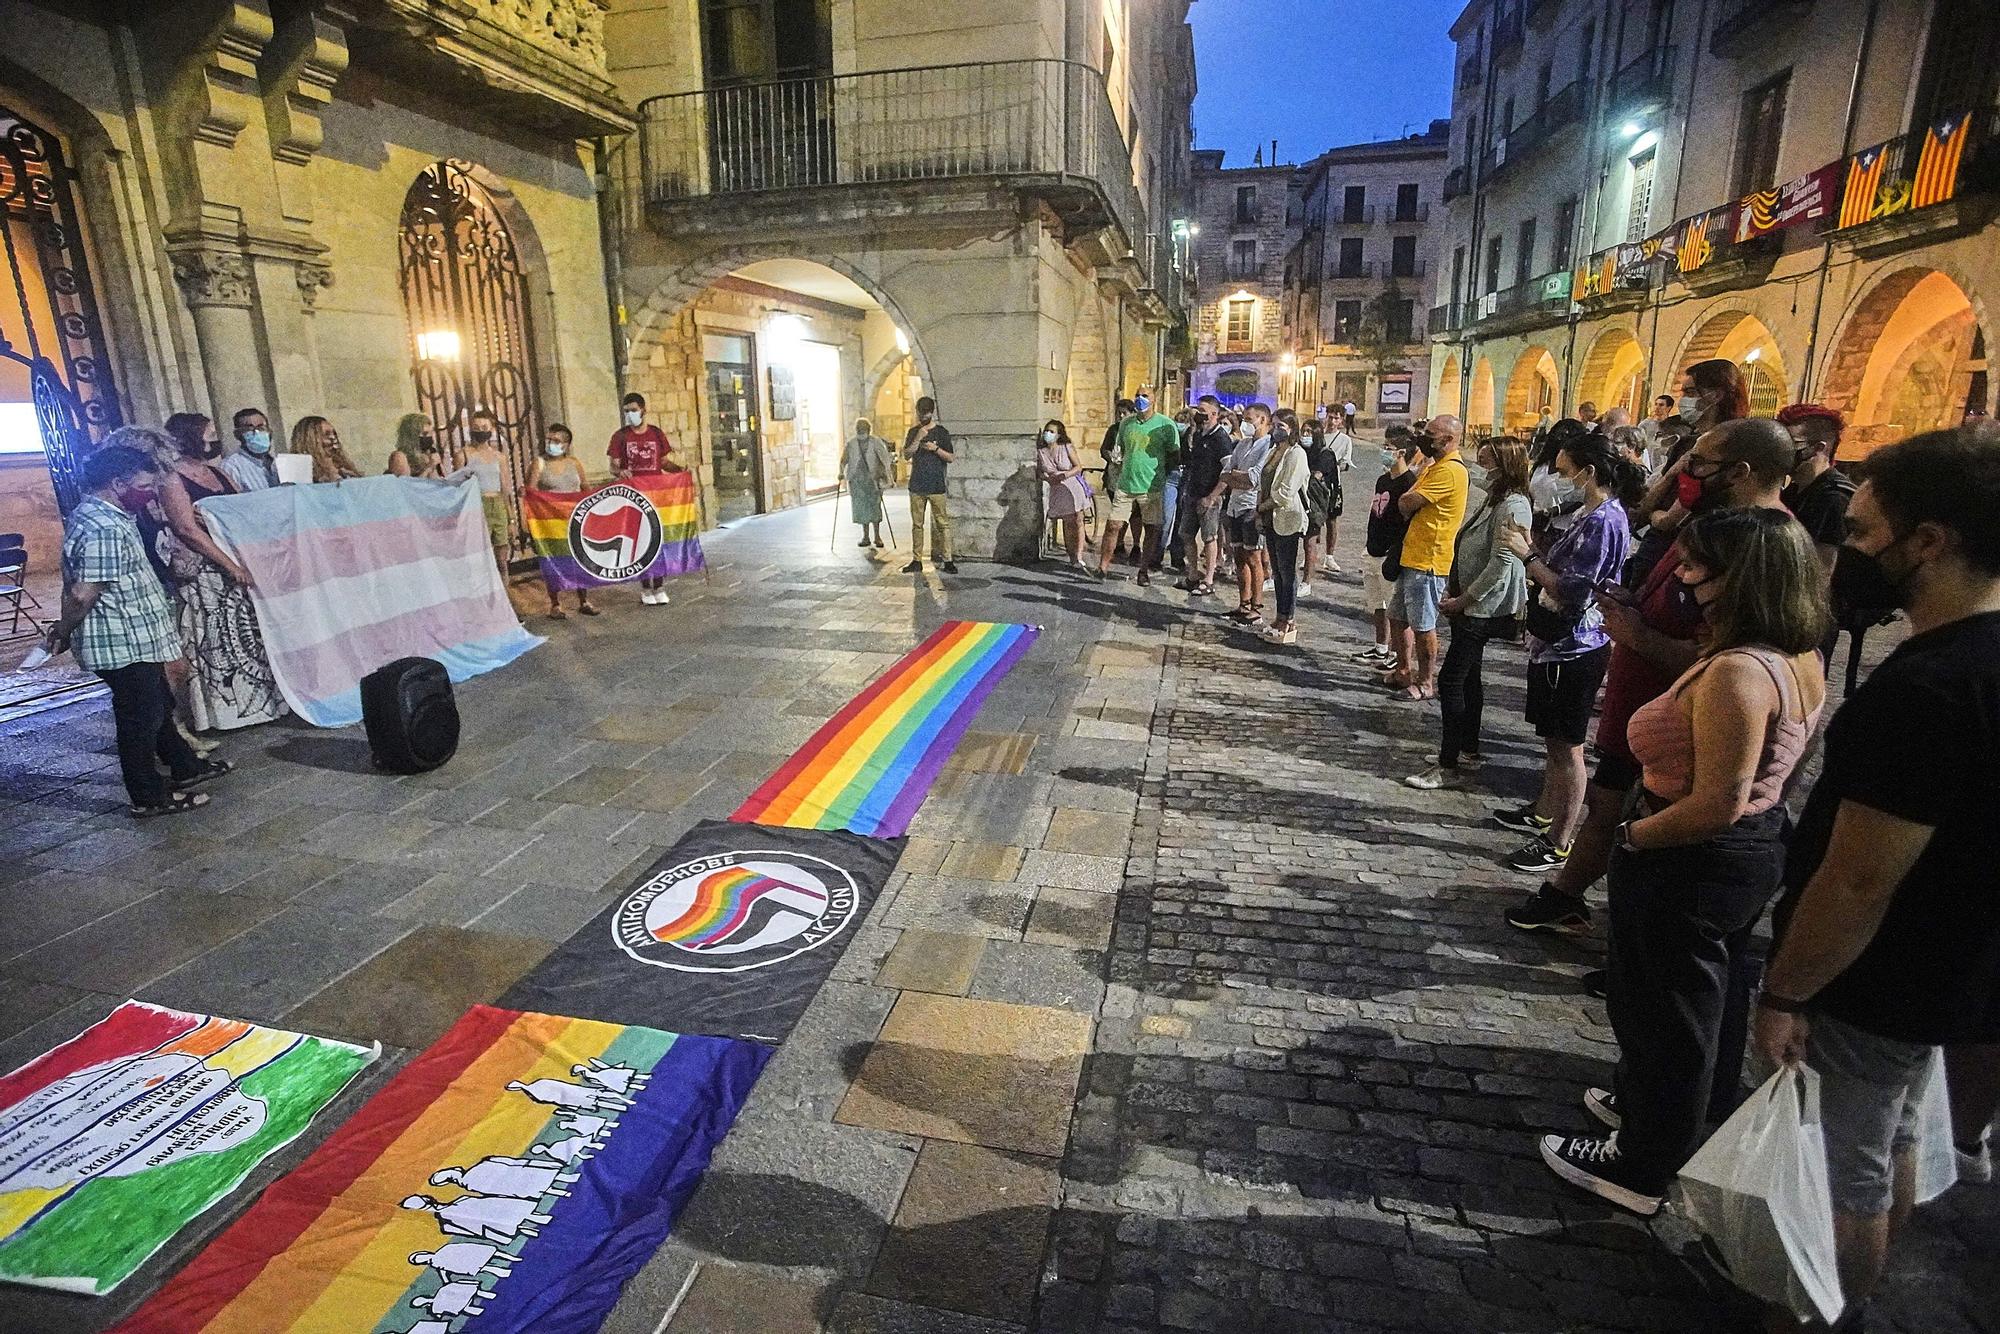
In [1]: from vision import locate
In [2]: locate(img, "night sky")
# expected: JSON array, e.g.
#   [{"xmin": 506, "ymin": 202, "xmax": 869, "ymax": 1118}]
[{"xmin": 1190, "ymin": 0, "xmax": 1463, "ymax": 165}]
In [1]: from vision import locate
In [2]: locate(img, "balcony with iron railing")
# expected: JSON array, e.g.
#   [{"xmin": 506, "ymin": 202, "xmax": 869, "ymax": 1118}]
[
  {"xmin": 1329, "ymin": 260, "xmax": 1377, "ymax": 280},
  {"xmin": 1429, "ymin": 301, "xmax": 1466, "ymax": 336},
  {"xmin": 1338, "ymin": 204, "xmax": 1378, "ymax": 225},
  {"xmin": 1493, "ymin": 7, "xmax": 1526, "ymax": 62},
  {"xmin": 1482, "ymin": 82, "xmax": 1585, "ymax": 185},
  {"xmin": 1469, "ymin": 268, "xmax": 1574, "ymax": 331},
  {"xmin": 1391, "ymin": 202, "xmax": 1431, "ymax": 224},
  {"xmin": 634, "ymin": 59, "xmax": 1152, "ymax": 271},
  {"xmin": 1442, "ymin": 165, "xmax": 1470, "ymax": 201},
  {"xmin": 1608, "ymin": 46, "xmax": 1677, "ymax": 119}
]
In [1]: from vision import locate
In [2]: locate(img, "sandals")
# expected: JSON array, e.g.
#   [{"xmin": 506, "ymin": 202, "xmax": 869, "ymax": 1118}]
[
  {"xmin": 1189, "ymin": 582, "xmax": 1214, "ymax": 596},
  {"xmin": 548, "ymin": 607, "xmax": 570, "ymax": 620},
  {"xmin": 175, "ymin": 758, "xmax": 235, "ymax": 790},
  {"xmin": 130, "ymin": 790, "xmax": 211, "ymax": 819}
]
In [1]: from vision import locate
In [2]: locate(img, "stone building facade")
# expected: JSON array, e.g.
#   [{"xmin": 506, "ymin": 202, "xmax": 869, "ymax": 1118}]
[
  {"xmin": 1188, "ymin": 150, "xmax": 1296, "ymax": 411},
  {"xmin": 1283, "ymin": 124, "xmax": 1450, "ymax": 427},
  {"xmin": 1430, "ymin": 0, "xmax": 1998, "ymax": 447},
  {"xmin": 0, "ymin": 0, "xmax": 633, "ymax": 562},
  {"xmin": 604, "ymin": 0, "xmax": 1198, "ymax": 558}
]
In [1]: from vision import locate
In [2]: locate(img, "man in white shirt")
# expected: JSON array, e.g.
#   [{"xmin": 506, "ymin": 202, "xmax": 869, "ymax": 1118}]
[
  {"xmin": 1215, "ymin": 403, "xmax": 1275, "ymax": 624},
  {"xmin": 218, "ymin": 407, "xmax": 279, "ymax": 492}
]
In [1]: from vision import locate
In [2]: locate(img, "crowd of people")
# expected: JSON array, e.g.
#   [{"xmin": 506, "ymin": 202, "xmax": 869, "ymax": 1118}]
[
  {"xmin": 1030, "ymin": 370, "xmax": 1998, "ymax": 1324},
  {"xmin": 49, "ymin": 394, "xmax": 692, "ymax": 817}
]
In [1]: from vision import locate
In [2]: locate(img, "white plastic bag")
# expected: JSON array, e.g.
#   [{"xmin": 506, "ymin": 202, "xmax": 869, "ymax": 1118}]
[
  {"xmin": 1675, "ymin": 1063, "xmax": 1845, "ymax": 1326},
  {"xmin": 1912, "ymin": 1047, "xmax": 1958, "ymax": 1205}
]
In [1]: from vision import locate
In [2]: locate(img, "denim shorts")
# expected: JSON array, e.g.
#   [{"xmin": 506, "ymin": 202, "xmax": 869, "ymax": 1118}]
[
  {"xmin": 1798, "ymin": 1010, "xmax": 1934, "ymax": 1216},
  {"xmin": 1226, "ymin": 513, "xmax": 1263, "ymax": 550},
  {"xmin": 1388, "ymin": 569, "xmax": 1448, "ymax": 632}
]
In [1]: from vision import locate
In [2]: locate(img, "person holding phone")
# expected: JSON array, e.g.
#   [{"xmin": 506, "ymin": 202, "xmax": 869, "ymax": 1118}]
[{"xmin": 903, "ymin": 396, "xmax": 957, "ymax": 574}]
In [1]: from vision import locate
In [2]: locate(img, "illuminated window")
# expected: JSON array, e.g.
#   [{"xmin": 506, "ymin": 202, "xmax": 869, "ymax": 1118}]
[{"xmin": 1224, "ymin": 298, "xmax": 1254, "ymax": 348}]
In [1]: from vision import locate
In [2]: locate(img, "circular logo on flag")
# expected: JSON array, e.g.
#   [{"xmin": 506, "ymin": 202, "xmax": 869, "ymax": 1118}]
[
  {"xmin": 612, "ymin": 849, "xmax": 860, "ymax": 973},
  {"xmin": 568, "ymin": 484, "xmax": 664, "ymax": 582}
]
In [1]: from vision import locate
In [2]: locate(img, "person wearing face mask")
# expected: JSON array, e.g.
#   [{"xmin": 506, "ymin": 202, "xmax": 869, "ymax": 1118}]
[
  {"xmin": 1507, "ymin": 420, "xmax": 1794, "ymax": 983},
  {"xmin": 1625, "ymin": 360, "xmax": 1752, "ymax": 585},
  {"xmin": 1354, "ymin": 428, "xmax": 1420, "ymax": 668},
  {"xmin": 1776, "ymin": 403, "xmax": 1883, "ymax": 691},
  {"xmin": 843, "ymin": 417, "xmax": 894, "ymax": 551},
  {"xmin": 526, "ymin": 423, "xmax": 597, "ymax": 620},
  {"xmin": 387, "ymin": 412, "xmax": 450, "ymax": 479},
  {"xmin": 1095, "ymin": 389, "xmax": 1177, "ymax": 587},
  {"xmin": 1180, "ymin": 395, "xmax": 1232, "ymax": 597},
  {"xmin": 1538, "ymin": 506, "xmax": 1828, "ymax": 1218},
  {"xmin": 1757, "ymin": 423, "xmax": 2000, "ymax": 1301},
  {"xmin": 49, "ymin": 445, "xmax": 230, "ymax": 816},
  {"xmin": 446, "ymin": 409, "xmax": 514, "ymax": 582},
  {"xmin": 1387, "ymin": 415, "xmax": 1471, "ymax": 701},
  {"xmin": 1219, "ymin": 403, "xmax": 1277, "ymax": 624},
  {"xmin": 902, "ymin": 396, "xmax": 957, "ymax": 574},
  {"xmin": 220, "ymin": 407, "xmax": 279, "ymax": 492},
  {"xmin": 291, "ymin": 414, "xmax": 363, "ymax": 484},
  {"xmin": 1036, "ymin": 419, "xmax": 1089, "ymax": 570},
  {"xmin": 1528, "ymin": 419, "xmax": 1589, "ymax": 536},
  {"xmin": 609, "ymin": 393, "xmax": 677, "ymax": 603}
]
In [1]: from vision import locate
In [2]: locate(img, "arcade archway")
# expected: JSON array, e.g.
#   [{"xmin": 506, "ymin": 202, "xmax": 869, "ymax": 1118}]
[
  {"xmin": 1820, "ymin": 267, "xmax": 1988, "ymax": 456},
  {"xmin": 1502, "ymin": 345, "xmax": 1559, "ymax": 432},
  {"xmin": 1434, "ymin": 352, "xmax": 1462, "ymax": 421},
  {"xmin": 1578, "ymin": 326, "xmax": 1647, "ymax": 417},
  {"xmin": 1467, "ymin": 354, "xmax": 1496, "ymax": 436},
  {"xmin": 1678, "ymin": 309, "xmax": 1789, "ymax": 416}
]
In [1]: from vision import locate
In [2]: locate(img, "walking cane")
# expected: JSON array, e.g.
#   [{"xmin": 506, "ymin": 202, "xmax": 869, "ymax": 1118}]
[{"xmin": 830, "ymin": 473, "xmax": 844, "ymax": 552}]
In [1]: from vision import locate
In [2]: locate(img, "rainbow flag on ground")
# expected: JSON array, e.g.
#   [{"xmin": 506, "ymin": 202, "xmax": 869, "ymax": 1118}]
[
  {"xmin": 117, "ymin": 1005, "xmax": 766, "ymax": 1334},
  {"xmin": 732, "ymin": 619, "xmax": 1042, "ymax": 839},
  {"xmin": 522, "ymin": 473, "xmax": 704, "ymax": 592},
  {"xmin": 0, "ymin": 1002, "xmax": 374, "ymax": 1295}
]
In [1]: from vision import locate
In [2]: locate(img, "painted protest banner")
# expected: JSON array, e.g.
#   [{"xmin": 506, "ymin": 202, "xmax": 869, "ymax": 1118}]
[
  {"xmin": 117, "ymin": 1006, "xmax": 765, "ymax": 1334},
  {"xmin": 0, "ymin": 1002, "xmax": 374, "ymax": 1294},
  {"xmin": 1734, "ymin": 162, "xmax": 1840, "ymax": 242},
  {"xmin": 522, "ymin": 472, "xmax": 705, "ymax": 592}
]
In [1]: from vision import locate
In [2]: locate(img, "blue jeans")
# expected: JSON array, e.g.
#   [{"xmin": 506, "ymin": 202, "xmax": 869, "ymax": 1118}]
[{"xmin": 1155, "ymin": 468, "xmax": 1183, "ymax": 567}]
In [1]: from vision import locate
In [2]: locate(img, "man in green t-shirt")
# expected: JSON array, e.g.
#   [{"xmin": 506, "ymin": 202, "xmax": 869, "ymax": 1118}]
[{"xmin": 1095, "ymin": 389, "xmax": 1179, "ymax": 587}]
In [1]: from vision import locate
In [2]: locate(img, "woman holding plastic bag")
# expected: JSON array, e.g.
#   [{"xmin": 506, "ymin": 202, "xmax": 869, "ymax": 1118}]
[{"xmin": 1537, "ymin": 507, "xmax": 1829, "ymax": 1217}]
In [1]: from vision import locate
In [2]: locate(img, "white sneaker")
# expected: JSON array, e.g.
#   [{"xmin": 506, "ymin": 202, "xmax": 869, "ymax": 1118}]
[
  {"xmin": 1958, "ymin": 1135, "xmax": 1993, "ymax": 1184},
  {"xmin": 1404, "ymin": 765, "xmax": 1456, "ymax": 791},
  {"xmin": 1299, "ymin": 581, "xmax": 1313, "ymax": 598},
  {"xmin": 1262, "ymin": 577, "xmax": 1274, "ymax": 591}
]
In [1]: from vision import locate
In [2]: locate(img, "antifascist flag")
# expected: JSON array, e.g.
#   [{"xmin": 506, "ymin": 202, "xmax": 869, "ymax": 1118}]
[
  {"xmin": 0, "ymin": 1002, "xmax": 374, "ymax": 1294},
  {"xmin": 1911, "ymin": 113, "xmax": 1970, "ymax": 209},
  {"xmin": 523, "ymin": 472, "xmax": 704, "ymax": 591},
  {"xmin": 116, "ymin": 1006, "xmax": 765, "ymax": 1334},
  {"xmin": 501, "ymin": 820, "xmax": 903, "ymax": 1043}
]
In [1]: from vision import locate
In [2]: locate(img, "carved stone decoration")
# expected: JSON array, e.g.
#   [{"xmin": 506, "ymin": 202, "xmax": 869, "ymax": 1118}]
[
  {"xmin": 296, "ymin": 260, "xmax": 335, "ymax": 311},
  {"xmin": 187, "ymin": 2, "xmax": 277, "ymax": 148},
  {"xmin": 170, "ymin": 248, "xmax": 256, "ymax": 309},
  {"xmin": 472, "ymin": 0, "xmax": 609, "ymax": 77},
  {"xmin": 263, "ymin": 8, "xmax": 351, "ymax": 165}
]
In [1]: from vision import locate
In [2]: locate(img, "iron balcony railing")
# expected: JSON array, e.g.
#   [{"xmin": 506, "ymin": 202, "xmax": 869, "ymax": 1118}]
[
  {"xmin": 1608, "ymin": 45, "xmax": 1677, "ymax": 118},
  {"xmin": 1484, "ymin": 82, "xmax": 1585, "ymax": 185},
  {"xmin": 1339, "ymin": 204, "xmax": 1377, "ymax": 225},
  {"xmin": 1493, "ymin": 6, "xmax": 1526, "ymax": 61},
  {"xmin": 1392, "ymin": 202, "xmax": 1430, "ymax": 224},
  {"xmin": 1442, "ymin": 165, "xmax": 1470, "ymax": 201},
  {"xmin": 1429, "ymin": 301, "xmax": 1466, "ymax": 334},
  {"xmin": 636, "ymin": 58, "xmax": 1147, "ymax": 249}
]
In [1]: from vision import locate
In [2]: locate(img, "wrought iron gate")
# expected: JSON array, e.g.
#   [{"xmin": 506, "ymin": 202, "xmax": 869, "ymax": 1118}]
[
  {"xmin": 1, "ymin": 101, "xmax": 121, "ymax": 514},
  {"xmin": 398, "ymin": 159, "xmax": 541, "ymax": 523}
]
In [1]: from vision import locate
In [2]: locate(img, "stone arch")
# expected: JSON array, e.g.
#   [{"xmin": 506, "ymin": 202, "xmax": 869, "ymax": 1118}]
[
  {"xmin": 1818, "ymin": 265, "xmax": 1990, "ymax": 455},
  {"xmin": 1577, "ymin": 326, "xmax": 1648, "ymax": 417},
  {"xmin": 1063, "ymin": 290, "xmax": 1112, "ymax": 463},
  {"xmin": 1434, "ymin": 351, "xmax": 1462, "ymax": 420},
  {"xmin": 1674, "ymin": 308, "xmax": 1789, "ymax": 415},
  {"xmin": 1468, "ymin": 354, "xmax": 1497, "ymax": 435},
  {"xmin": 1501, "ymin": 344, "xmax": 1559, "ymax": 431}
]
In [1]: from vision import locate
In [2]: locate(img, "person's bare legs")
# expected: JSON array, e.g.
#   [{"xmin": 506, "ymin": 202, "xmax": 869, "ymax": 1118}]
[
  {"xmin": 1371, "ymin": 606, "xmax": 1390, "ymax": 651},
  {"xmin": 1095, "ymin": 520, "xmax": 1127, "ymax": 575},
  {"xmin": 1946, "ymin": 1044, "xmax": 2000, "ymax": 1155},
  {"xmin": 1200, "ymin": 534, "xmax": 1219, "ymax": 588},
  {"xmin": 1063, "ymin": 515, "xmax": 1084, "ymax": 564},
  {"xmin": 1542, "ymin": 739, "xmax": 1588, "ymax": 849},
  {"xmin": 1304, "ymin": 531, "xmax": 1324, "ymax": 580},
  {"xmin": 1409, "ymin": 626, "xmax": 1440, "ymax": 699},
  {"xmin": 1384, "ymin": 615, "xmax": 1412, "ymax": 686},
  {"xmin": 1833, "ymin": 1145, "xmax": 1917, "ymax": 1312},
  {"xmin": 1132, "ymin": 517, "xmax": 1154, "ymax": 577},
  {"xmin": 1323, "ymin": 516, "xmax": 1342, "ymax": 571}
]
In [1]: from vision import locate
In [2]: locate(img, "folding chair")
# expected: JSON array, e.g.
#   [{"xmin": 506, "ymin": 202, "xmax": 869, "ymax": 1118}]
[{"xmin": 0, "ymin": 534, "xmax": 45, "ymax": 635}]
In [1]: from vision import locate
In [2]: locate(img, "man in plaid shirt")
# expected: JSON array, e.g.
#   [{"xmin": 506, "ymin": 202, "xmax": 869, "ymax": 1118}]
[{"xmin": 49, "ymin": 444, "xmax": 227, "ymax": 815}]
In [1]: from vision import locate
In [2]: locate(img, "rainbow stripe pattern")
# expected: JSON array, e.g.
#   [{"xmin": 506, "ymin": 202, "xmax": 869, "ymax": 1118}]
[
  {"xmin": 117, "ymin": 1005, "xmax": 766, "ymax": 1334},
  {"xmin": 522, "ymin": 473, "xmax": 704, "ymax": 591},
  {"xmin": 732, "ymin": 620, "xmax": 1040, "ymax": 839},
  {"xmin": 0, "ymin": 1002, "xmax": 374, "ymax": 1294},
  {"xmin": 650, "ymin": 866, "xmax": 828, "ymax": 949}
]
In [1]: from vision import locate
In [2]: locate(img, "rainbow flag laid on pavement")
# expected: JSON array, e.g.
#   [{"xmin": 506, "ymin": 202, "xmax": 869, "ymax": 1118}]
[
  {"xmin": 731, "ymin": 620, "xmax": 1041, "ymax": 839},
  {"xmin": 522, "ymin": 473, "xmax": 704, "ymax": 592},
  {"xmin": 116, "ymin": 1005, "xmax": 766, "ymax": 1334},
  {"xmin": 0, "ymin": 1002, "xmax": 374, "ymax": 1295}
]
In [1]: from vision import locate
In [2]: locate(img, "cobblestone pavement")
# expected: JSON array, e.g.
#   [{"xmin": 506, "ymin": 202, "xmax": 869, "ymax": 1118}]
[{"xmin": 1, "ymin": 494, "xmax": 1993, "ymax": 1334}]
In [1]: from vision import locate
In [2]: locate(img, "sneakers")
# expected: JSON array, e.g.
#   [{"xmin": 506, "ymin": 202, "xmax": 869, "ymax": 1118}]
[
  {"xmin": 1404, "ymin": 764, "xmax": 1458, "ymax": 791},
  {"xmin": 640, "ymin": 588, "xmax": 669, "ymax": 606},
  {"xmin": 1505, "ymin": 835, "xmax": 1571, "ymax": 874},
  {"xmin": 1957, "ymin": 1134, "xmax": 1993, "ymax": 1184},
  {"xmin": 1262, "ymin": 623, "xmax": 1297, "ymax": 645},
  {"xmin": 1351, "ymin": 644, "xmax": 1394, "ymax": 665},
  {"xmin": 1492, "ymin": 802, "xmax": 1553, "ymax": 835},
  {"xmin": 1584, "ymin": 1087, "xmax": 1621, "ymax": 1131},
  {"xmin": 941, "ymin": 561, "xmax": 960, "ymax": 574},
  {"xmin": 1504, "ymin": 883, "xmax": 1592, "ymax": 933},
  {"xmin": 902, "ymin": 559, "xmax": 924, "ymax": 574},
  {"xmin": 1299, "ymin": 581, "xmax": 1313, "ymax": 598},
  {"xmin": 1538, "ymin": 1133, "xmax": 1663, "ymax": 1216}
]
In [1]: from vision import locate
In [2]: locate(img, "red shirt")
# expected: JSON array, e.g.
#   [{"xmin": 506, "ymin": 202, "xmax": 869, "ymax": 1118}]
[{"xmin": 609, "ymin": 425, "xmax": 671, "ymax": 475}]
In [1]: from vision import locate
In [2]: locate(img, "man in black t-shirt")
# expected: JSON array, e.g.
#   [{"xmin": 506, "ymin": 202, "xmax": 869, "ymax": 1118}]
[
  {"xmin": 1180, "ymin": 394, "xmax": 1233, "ymax": 595},
  {"xmin": 1758, "ymin": 422, "xmax": 2000, "ymax": 1310},
  {"xmin": 1351, "ymin": 430, "xmax": 1419, "ymax": 667}
]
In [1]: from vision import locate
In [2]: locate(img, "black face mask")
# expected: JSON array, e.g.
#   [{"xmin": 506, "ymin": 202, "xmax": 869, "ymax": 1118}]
[
  {"xmin": 471, "ymin": 429, "xmax": 494, "ymax": 444},
  {"xmin": 1830, "ymin": 539, "xmax": 1914, "ymax": 613}
]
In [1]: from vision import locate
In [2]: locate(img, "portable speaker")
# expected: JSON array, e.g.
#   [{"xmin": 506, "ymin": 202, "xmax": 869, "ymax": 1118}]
[{"xmin": 360, "ymin": 656, "xmax": 460, "ymax": 774}]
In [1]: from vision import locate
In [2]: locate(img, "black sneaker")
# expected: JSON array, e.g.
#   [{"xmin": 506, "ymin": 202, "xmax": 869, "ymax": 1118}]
[
  {"xmin": 1584, "ymin": 1087, "xmax": 1620, "ymax": 1130},
  {"xmin": 1505, "ymin": 884, "xmax": 1592, "ymax": 933},
  {"xmin": 1582, "ymin": 968, "xmax": 1608, "ymax": 999},
  {"xmin": 1538, "ymin": 1133, "xmax": 1663, "ymax": 1216},
  {"xmin": 1492, "ymin": 803, "xmax": 1553, "ymax": 835},
  {"xmin": 940, "ymin": 561, "xmax": 959, "ymax": 574},
  {"xmin": 902, "ymin": 560, "xmax": 923, "ymax": 574},
  {"xmin": 1504, "ymin": 835, "xmax": 1570, "ymax": 874}
]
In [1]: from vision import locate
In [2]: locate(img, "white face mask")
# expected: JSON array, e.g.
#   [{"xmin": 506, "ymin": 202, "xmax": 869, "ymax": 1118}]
[
  {"xmin": 544, "ymin": 440, "xmax": 567, "ymax": 457},
  {"xmin": 1238, "ymin": 423, "xmax": 1255, "ymax": 439},
  {"xmin": 1677, "ymin": 395, "xmax": 1703, "ymax": 423},
  {"xmin": 622, "ymin": 409, "xmax": 642, "ymax": 427},
  {"xmin": 1042, "ymin": 429, "xmax": 1058, "ymax": 444}
]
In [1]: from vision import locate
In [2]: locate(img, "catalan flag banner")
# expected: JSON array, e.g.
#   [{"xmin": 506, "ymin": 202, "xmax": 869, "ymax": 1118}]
[
  {"xmin": 1675, "ymin": 209, "xmax": 1728, "ymax": 274},
  {"xmin": 732, "ymin": 620, "xmax": 1042, "ymax": 838},
  {"xmin": 117, "ymin": 1006, "xmax": 766, "ymax": 1334},
  {"xmin": 1837, "ymin": 141, "xmax": 1890, "ymax": 228},
  {"xmin": 522, "ymin": 472, "xmax": 704, "ymax": 592},
  {"xmin": 0, "ymin": 1002, "xmax": 374, "ymax": 1295},
  {"xmin": 501, "ymin": 820, "xmax": 904, "ymax": 1041},
  {"xmin": 1911, "ymin": 113, "xmax": 1971, "ymax": 210}
]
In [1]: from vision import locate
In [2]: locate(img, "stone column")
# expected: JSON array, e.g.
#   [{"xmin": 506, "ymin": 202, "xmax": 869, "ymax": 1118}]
[{"xmin": 169, "ymin": 245, "xmax": 272, "ymax": 424}]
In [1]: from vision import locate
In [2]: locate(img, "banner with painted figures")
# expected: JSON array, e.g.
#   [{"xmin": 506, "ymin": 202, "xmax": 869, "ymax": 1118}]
[
  {"xmin": 1734, "ymin": 162, "xmax": 1841, "ymax": 242},
  {"xmin": 0, "ymin": 1002, "xmax": 375, "ymax": 1295},
  {"xmin": 523, "ymin": 472, "xmax": 705, "ymax": 592},
  {"xmin": 502, "ymin": 820, "xmax": 903, "ymax": 1043},
  {"xmin": 117, "ymin": 1006, "xmax": 766, "ymax": 1334}
]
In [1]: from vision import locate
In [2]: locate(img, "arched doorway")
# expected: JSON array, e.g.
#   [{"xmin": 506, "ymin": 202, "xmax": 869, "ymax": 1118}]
[
  {"xmin": 1820, "ymin": 267, "xmax": 1988, "ymax": 455},
  {"xmin": 1502, "ymin": 345, "xmax": 1559, "ymax": 432},
  {"xmin": 1468, "ymin": 354, "xmax": 1496, "ymax": 436},
  {"xmin": 1434, "ymin": 352, "xmax": 1462, "ymax": 421},
  {"xmin": 1678, "ymin": 309, "xmax": 1789, "ymax": 416},
  {"xmin": 1, "ymin": 97, "xmax": 120, "ymax": 520},
  {"xmin": 1578, "ymin": 327, "xmax": 1647, "ymax": 417},
  {"xmin": 399, "ymin": 159, "xmax": 541, "ymax": 517}
]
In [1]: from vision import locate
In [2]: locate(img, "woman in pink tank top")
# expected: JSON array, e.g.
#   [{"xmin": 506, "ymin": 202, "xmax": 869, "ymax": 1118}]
[{"xmin": 1537, "ymin": 508, "xmax": 1831, "ymax": 1218}]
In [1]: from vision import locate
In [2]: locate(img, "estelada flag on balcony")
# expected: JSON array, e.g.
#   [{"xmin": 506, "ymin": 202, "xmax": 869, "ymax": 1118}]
[
  {"xmin": 1912, "ymin": 113, "xmax": 1972, "ymax": 209},
  {"xmin": 1674, "ymin": 208, "xmax": 1733, "ymax": 275},
  {"xmin": 115, "ymin": 1005, "xmax": 766, "ymax": 1334},
  {"xmin": 732, "ymin": 619, "xmax": 1042, "ymax": 838},
  {"xmin": 1735, "ymin": 162, "xmax": 1840, "ymax": 242},
  {"xmin": 1837, "ymin": 141, "xmax": 1891, "ymax": 228},
  {"xmin": 522, "ymin": 472, "xmax": 704, "ymax": 591},
  {"xmin": 0, "ymin": 1001, "xmax": 374, "ymax": 1295}
]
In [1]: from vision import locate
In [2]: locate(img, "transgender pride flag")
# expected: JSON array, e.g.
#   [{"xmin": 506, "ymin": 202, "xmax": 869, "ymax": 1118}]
[{"xmin": 199, "ymin": 476, "xmax": 542, "ymax": 727}]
